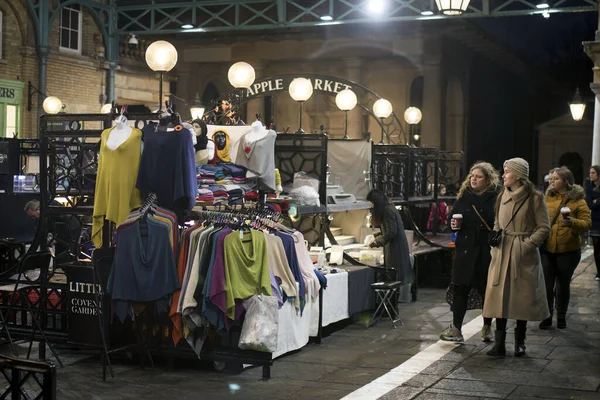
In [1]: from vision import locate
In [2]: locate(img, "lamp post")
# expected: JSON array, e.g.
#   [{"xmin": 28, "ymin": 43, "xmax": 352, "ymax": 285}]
[
  {"xmin": 435, "ymin": 0, "xmax": 470, "ymax": 15},
  {"xmin": 228, "ymin": 62, "xmax": 256, "ymax": 123},
  {"xmin": 190, "ymin": 92, "xmax": 205, "ymax": 120},
  {"xmin": 569, "ymin": 88, "xmax": 586, "ymax": 121},
  {"xmin": 42, "ymin": 96, "xmax": 63, "ymax": 114},
  {"xmin": 145, "ymin": 40, "xmax": 178, "ymax": 112},
  {"xmin": 404, "ymin": 106, "xmax": 423, "ymax": 144},
  {"xmin": 335, "ymin": 89, "xmax": 358, "ymax": 139},
  {"xmin": 289, "ymin": 78, "xmax": 314, "ymax": 133},
  {"xmin": 373, "ymin": 98, "xmax": 393, "ymax": 143}
]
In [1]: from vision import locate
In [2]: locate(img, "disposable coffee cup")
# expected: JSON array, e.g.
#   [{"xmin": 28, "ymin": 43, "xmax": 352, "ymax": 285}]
[
  {"xmin": 452, "ymin": 214, "xmax": 463, "ymax": 230},
  {"xmin": 560, "ymin": 207, "xmax": 570, "ymax": 218}
]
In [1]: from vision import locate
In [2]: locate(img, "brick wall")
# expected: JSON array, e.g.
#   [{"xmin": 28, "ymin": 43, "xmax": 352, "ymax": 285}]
[{"xmin": 0, "ymin": 0, "xmax": 166, "ymax": 139}]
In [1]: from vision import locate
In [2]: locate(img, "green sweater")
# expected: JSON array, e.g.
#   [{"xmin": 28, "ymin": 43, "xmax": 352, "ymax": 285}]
[{"xmin": 223, "ymin": 230, "xmax": 272, "ymax": 319}]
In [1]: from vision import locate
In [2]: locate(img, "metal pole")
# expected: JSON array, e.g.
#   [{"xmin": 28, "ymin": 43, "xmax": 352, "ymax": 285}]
[
  {"xmin": 107, "ymin": 66, "xmax": 116, "ymax": 103},
  {"xmin": 296, "ymin": 101, "xmax": 304, "ymax": 133},
  {"xmin": 379, "ymin": 117, "xmax": 384, "ymax": 144},
  {"xmin": 158, "ymin": 73, "xmax": 164, "ymax": 112},
  {"xmin": 343, "ymin": 110, "xmax": 349, "ymax": 139}
]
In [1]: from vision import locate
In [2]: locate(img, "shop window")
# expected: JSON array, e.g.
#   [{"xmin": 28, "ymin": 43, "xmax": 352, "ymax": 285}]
[
  {"xmin": 59, "ymin": 5, "xmax": 82, "ymax": 54},
  {"xmin": 0, "ymin": 104, "xmax": 20, "ymax": 138}
]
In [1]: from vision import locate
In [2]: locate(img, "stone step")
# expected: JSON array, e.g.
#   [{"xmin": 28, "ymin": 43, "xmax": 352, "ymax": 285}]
[
  {"xmin": 334, "ymin": 235, "xmax": 355, "ymax": 246},
  {"xmin": 329, "ymin": 227, "xmax": 343, "ymax": 236}
]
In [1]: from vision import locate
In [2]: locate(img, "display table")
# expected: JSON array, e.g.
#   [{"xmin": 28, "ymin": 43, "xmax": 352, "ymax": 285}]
[
  {"xmin": 309, "ymin": 270, "xmax": 349, "ymax": 336},
  {"xmin": 343, "ymin": 265, "xmax": 376, "ymax": 315}
]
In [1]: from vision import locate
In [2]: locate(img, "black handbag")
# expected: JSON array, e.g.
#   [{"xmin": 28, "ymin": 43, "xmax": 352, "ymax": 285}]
[{"xmin": 488, "ymin": 193, "xmax": 530, "ymax": 247}]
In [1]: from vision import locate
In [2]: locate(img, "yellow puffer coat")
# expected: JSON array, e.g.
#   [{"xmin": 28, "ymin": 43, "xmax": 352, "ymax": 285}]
[{"xmin": 544, "ymin": 185, "xmax": 591, "ymax": 254}]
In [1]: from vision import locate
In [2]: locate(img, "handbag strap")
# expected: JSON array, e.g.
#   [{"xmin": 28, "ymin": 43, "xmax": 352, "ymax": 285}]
[
  {"xmin": 502, "ymin": 193, "xmax": 530, "ymax": 230},
  {"xmin": 550, "ymin": 200, "xmax": 569, "ymax": 228},
  {"xmin": 471, "ymin": 205, "xmax": 492, "ymax": 231}
]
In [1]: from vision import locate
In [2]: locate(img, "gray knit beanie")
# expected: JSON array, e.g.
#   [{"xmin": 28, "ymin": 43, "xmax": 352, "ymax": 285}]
[{"xmin": 503, "ymin": 158, "xmax": 529, "ymax": 180}]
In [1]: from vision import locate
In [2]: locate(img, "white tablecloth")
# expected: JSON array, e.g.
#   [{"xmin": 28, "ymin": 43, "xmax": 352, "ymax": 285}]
[
  {"xmin": 309, "ymin": 270, "xmax": 349, "ymax": 336},
  {"xmin": 272, "ymin": 283, "xmax": 314, "ymax": 359}
]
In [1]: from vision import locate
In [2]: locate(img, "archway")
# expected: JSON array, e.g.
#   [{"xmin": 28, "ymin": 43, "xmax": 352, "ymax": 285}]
[
  {"xmin": 559, "ymin": 152, "xmax": 584, "ymax": 185},
  {"xmin": 444, "ymin": 78, "xmax": 464, "ymax": 152}
]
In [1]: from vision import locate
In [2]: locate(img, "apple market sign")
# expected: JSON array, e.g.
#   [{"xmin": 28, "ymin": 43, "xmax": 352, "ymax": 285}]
[{"xmin": 245, "ymin": 75, "xmax": 353, "ymax": 99}]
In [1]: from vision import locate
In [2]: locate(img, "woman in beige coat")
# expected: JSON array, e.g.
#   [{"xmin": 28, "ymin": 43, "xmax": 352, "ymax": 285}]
[{"xmin": 483, "ymin": 158, "xmax": 550, "ymax": 358}]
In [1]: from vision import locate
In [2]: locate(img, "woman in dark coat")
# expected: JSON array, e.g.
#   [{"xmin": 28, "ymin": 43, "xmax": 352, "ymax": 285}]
[
  {"xmin": 585, "ymin": 165, "xmax": 600, "ymax": 280},
  {"xmin": 366, "ymin": 190, "xmax": 414, "ymax": 284},
  {"xmin": 440, "ymin": 161, "xmax": 500, "ymax": 343}
]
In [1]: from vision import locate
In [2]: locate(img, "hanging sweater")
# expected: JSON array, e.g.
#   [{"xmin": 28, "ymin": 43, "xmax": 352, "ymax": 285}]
[
  {"xmin": 264, "ymin": 233, "xmax": 299, "ymax": 311},
  {"xmin": 136, "ymin": 125, "xmax": 197, "ymax": 219},
  {"xmin": 92, "ymin": 127, "xmax": 143, "ymax": 248},
  {"xmin": 222, "ymin": 230, "xmax": 271, "ymax": 320},
  {"xmin": 108, "ymin": 218, "xmax": 180, "ymax": 322}
]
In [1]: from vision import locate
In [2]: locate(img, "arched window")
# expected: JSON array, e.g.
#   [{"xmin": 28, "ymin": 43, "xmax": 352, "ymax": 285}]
[
  {"xmin": 202, "ymin": 83, "xmax": 220, "ymax": 110},
  {"xmin": 409, "ymin": 76, "xmax": 424, "ymax": 145}
]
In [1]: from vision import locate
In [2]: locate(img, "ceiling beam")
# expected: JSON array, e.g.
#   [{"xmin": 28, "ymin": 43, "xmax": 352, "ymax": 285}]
[{"xmin": 114, "ymin": 0, "xmax": 598, "ymax": 35}]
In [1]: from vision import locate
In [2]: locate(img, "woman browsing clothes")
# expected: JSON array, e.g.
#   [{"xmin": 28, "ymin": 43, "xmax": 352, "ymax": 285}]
[
  {"xmin": 440, "ymin": 162, "xmax": 500, "ymax": 343},
  {"xmin": 366, "ymin": 189, "xmax": 414, "ymax": 284},
  {"xmin": 483, "ymin": 158, "xmax": 550, "ymax": 358},
  {"xmin": 541, "ymin": 167, "xmax": 591, "ymax": 329},
  {"xmin": 585, "ymin": 165, "xmax": 600, "ymax": 281}
]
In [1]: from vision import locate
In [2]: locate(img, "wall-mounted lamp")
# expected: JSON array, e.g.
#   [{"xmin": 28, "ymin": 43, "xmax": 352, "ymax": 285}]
[
  {"xmin": 569, "ymin": 88, "xmax": 586, "ymax": 121},
  {"xmin": 27, "ymin": 81, "xmax": 63, "ymax": 114}
]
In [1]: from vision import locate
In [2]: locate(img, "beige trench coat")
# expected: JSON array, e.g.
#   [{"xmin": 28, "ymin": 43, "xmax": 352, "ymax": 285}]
[{"xmin": 482, "ymin": 185, "xmax": 551, "ymax": 321}]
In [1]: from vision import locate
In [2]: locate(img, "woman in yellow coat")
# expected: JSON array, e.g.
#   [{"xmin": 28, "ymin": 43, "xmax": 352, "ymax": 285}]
[
  {"xmin": 540, "ymin": 166, "xmax": 591, "ymax": 330},
  {"xmin": 483, "ymin": 158, "xmax": 550, "ymax": 358}
]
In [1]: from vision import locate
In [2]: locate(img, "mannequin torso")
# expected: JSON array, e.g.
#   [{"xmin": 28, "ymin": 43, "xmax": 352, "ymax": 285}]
[
  {"xmin": 106, "ymin": 116, "xmax": 133, "ymax": 150},
  {"xmin": 245, "ymin": 120, "xmax": 268, "ymax": 143}
]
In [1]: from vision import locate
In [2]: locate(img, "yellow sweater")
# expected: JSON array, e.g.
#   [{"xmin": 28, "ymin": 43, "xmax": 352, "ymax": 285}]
[
  {"xmin": 92, "ymin": 127, "xmax": 143, "ymax": 248},
  {"xmin": 544, "ymin": 185, "xmax": 591, "ymax": 254}
]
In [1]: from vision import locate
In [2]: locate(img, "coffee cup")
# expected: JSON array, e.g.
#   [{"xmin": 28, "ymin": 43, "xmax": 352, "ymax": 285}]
[
  {"xmin": 560, "ymin": 207, "xmax": 570, "ymax": 219},
  {"xmin": 451, "ymin": 214, "xmax": 463, "ymax": 230}
]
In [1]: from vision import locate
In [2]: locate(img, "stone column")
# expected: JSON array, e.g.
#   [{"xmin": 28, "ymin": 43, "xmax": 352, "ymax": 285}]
[
  {"xmin": 421, "ymin": 40, "xmax": 443, "ymax": 148},
  {"xmin": 584, "ymin": 2, "xmax": 600, "ymax": 165},
  {"xmin": 346, "ymin": 58, "xmax": 363, "ymax": 139}
]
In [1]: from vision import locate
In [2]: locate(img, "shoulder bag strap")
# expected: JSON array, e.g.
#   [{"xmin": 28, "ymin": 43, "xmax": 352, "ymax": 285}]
[
  {"xmin": 471, "ymin": 205, "xmax": 492, "ymax": 231},
  {"xmin": 503, "ymin": 193, "xmax": 530, "ymax": 230}
]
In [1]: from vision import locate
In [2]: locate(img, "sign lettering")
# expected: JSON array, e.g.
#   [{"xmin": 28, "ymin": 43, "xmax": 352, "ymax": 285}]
[
  {"xmin": 0, "ymin": 87, "xmax": 15, "ymax": 99},
  {"xmin": 245, "ymin": 75, "xmax": 353, "ymax": 99}
]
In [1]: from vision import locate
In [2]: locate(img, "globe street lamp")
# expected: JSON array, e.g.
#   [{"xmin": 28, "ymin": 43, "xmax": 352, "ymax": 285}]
[
  {"xmin": 228, "ymin": 62, "xmax": 256, "ymax": 123},
  {"xmin": 373, "ymin": 98, "xmax": 393, "ymax": 143},
  {"xmin": 100, "ymin": 103, "xmax": 113, "ymax": 114},
  {"xmin": 569, "ymin": 89, "xmax": 586, "ymax": 121},
  {"xmin": 289, "ymin": 78, "xmax": 314, "ymax": 133},
  {"xmin": 404, "ymin": 106, "xmax": 423, "ymax": 144},
  {"xmin": 145, "ymin": 40, "xmax": 178, "ymax": 112},
  {"xmin": 335, "ymin": 89, "xmax": 358, "ymax": 139}
]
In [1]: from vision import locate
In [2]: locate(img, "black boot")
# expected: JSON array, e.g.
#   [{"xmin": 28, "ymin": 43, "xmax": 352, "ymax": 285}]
[
  {"xmin": 486, "ymin": 330, "xmax": 506, "ymax": 357},
  {"xmin": 538, "ymin": 317, "xmax": 552, "ymax": 330},
  {"xmin": 514, "ymin": 326, "xmax": 527, "ymax": 357}
]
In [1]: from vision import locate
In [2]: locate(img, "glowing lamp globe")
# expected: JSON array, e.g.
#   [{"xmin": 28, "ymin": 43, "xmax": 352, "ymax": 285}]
[
  {"xmin": 404, "ymin": 107, "xmax": 423, "ymax": 124},
  {"xmin": 373, "ymin": 98, "xmax": 393, "ymax": 119},
  {"xmin": 228, "ymin": 62, "xmax": 256, "ymax": 89},
  {"xmin": 43, "ymin": 96, "xmax": 63, "ymax": 114},
  {"xmin": 289, "ymin": 78, "xmax": 313, "ymax": 102},
  {"xmin": 335, "ymin": 89, "xmax": 358, "ymax": 111},
  {"xmin": 145, "ymin": 40, "xmax": 178, "ymax": 72}
]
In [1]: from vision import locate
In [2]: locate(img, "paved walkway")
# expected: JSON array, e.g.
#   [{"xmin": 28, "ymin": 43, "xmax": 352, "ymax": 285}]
[{"xmin": 3, "ymin": 249, "xmax": 600, "ymax": 399}]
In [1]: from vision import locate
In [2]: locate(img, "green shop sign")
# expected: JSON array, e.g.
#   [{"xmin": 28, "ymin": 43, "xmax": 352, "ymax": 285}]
[{"xmin": 0, "ymin": 79, "xmax": 24, "ymax": 104}]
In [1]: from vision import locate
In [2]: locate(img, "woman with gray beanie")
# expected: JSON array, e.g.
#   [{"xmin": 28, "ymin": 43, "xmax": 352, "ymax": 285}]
[{"xmin": 483, "ymin": 157, "xmax": 550, "ymax": 358}]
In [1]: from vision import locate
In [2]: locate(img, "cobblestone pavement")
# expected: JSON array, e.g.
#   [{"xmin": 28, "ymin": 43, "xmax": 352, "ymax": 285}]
[{"xmin": 2, "ymin": 249, "xmax": 600, "ymax": 399}]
